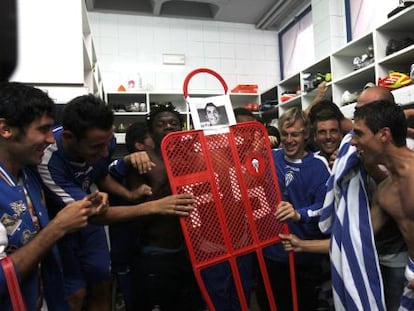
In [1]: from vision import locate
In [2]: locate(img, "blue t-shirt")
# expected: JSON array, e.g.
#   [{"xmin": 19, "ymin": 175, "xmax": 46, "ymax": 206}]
[
  {"xmin": 36, "ymin": 126, "xmax": 115, "ymax": 291},
  {"xmin": 0, "ymin": 164, "xmax": 69, "ymax": 311},
  {"xmin": 264, "ymin": 149, "xmax": 330, "ymax": 265}
]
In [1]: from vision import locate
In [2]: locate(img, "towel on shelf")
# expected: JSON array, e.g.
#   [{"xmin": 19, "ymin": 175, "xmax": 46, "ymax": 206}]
[{"xmin": 319, "ymin": 133, "xmax": 385, "ymax": 311}]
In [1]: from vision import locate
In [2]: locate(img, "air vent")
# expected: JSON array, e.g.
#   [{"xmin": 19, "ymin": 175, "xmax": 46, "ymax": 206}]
[{"xmin": 159, "ymin": 0, "xmax": 219, "ymax": 19}]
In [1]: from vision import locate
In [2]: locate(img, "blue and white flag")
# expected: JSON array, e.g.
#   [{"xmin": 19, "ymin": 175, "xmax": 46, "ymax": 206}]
[{"xmin": 319, "ymin": 133, "xmax": 385, "ymax": 311}]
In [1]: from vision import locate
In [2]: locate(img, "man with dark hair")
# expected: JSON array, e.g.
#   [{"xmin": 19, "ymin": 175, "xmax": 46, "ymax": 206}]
[
  {"xmin": 125, "ymin": 104, "xmax": 203, "ymax": 311},
  {"xmin": 37, "ymin": 96, "xmax": 194, "ymax": 311},
  {"xmin": 233, "ymin": 107, "xmax": 257, "ymax": 123},
  {"xmin": 108, "ymin": 121, "xmax": 154, "ymax": 310},
  {"xmin": 312, "ymin": 108, "xmax": 343, "ymax": 167},
  {"xmin": 352, "ymin": 100, "xmax": 414, "ymax": 310},
  {"xmin": 124, "ymin": 122, "xmax": 155, "ymax": 153},
  {"xmin": 0, "ymin": 82, "xmax": 103, "ymax": 310},
  {"xmin": 204, "ymin": 102, "xmax": 221, "ymax": 126}
]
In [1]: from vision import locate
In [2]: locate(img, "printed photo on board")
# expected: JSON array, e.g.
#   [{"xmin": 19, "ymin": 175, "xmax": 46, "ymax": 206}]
[{"xmin": 188, "ymin": 94, "xmax": 236, "ymax": 131}]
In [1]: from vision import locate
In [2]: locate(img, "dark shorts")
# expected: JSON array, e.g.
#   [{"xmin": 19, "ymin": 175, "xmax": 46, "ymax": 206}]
[
  {"xmin": 58, "ymin": 224, "xmax": 111, "ymax": 295},
  {"xmin": 201, "ymin": 253, "xmax": 254, "ymax": 311},
  {"xmin": 131, "ymin": 246, "xmax": 203, "ymax": 311}
]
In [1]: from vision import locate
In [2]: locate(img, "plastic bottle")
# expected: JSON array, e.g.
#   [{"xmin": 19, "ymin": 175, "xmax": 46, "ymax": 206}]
[{"xmin": 137, "ymin": 72, "xmax": 143, "ymax": 90}]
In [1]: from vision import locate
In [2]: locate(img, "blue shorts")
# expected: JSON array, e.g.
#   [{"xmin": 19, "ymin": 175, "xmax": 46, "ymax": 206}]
[{"xmin": 57, "ymin": 224, "xmax": 111, "ymax": 295}]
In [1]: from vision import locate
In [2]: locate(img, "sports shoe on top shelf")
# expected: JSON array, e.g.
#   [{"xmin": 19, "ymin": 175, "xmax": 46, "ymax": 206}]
[
  {"xmin": 386, "ymin": 37, "xmax": 414, "ymax": 56},
  {"xmin": 378, "ymin": 71, "xmax": 412, "ymax": 90}
]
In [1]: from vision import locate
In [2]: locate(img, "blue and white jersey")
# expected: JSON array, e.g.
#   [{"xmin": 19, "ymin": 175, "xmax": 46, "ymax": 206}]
[
  {"xmin": 264, "ymin": 149, "xmax": 330, "ymax": 264},
  {"xmin": 0, "ymin": 164, "xmax": 68, "ymax": 311},
  {"xmin": 37, "ymin": 126, "xmax": 116, "ymax": 215}
]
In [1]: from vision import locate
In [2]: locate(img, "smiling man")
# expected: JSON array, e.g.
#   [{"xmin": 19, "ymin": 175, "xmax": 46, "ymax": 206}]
[
  {"xmin": 37, "ymin": 96, "xmax": 194, "ymax": 311},
  {"xmin": 352, "ymin": 100, "xmax": 414, "ymax": 310},
  {"xmin": 257, "ymin": 107, "xmax": 330, "ymax": 311},
  {"xmin": 0, "ymin": 82, "xmax": 103, "ymax": 311},
  {"xmin": 204, "ymin": 102, "xmax": 222, "ymax": 126},
  {"xmin": 313, "ymin": 109, "xmax": 343, "ymax": 168}
]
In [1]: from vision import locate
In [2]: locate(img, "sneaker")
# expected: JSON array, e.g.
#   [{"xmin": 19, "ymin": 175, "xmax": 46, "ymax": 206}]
[
  {"xmin": 341, "ymin": 90, "xmax": 359, "ymax": 106},
  {"xmin": 378, "ymin": 71, "xmax": 412, "ymax": 89},
  {"xmin": 280, "ymin": 92, "xmax": 298, "ymax": 103},
  {"xmin": 386, "ymin": 37, "xmax": 414, "ymax": 56},
  {"xmin": 303, "ymin": 73, "xmax": 331, "ymax": 92},
  {"xmin": 353, "ymin": 45, "xmax": 375, "ymax": 70}
]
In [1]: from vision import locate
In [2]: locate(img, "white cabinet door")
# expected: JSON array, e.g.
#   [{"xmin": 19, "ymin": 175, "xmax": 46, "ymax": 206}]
[{"xmin": 11, "ymin": 0, "xmax": 83, "ymax": 84}]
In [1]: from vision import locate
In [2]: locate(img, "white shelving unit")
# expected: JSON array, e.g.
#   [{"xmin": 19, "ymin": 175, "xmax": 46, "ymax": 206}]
[
  {"xmin": 107, "ymin": 91, "xmax": 261, "ymax": 143},
  {"xmin": 277, "ymin": 72, "xmax": 301, "ymax": 115},
  {"xmin": 82, "ymin": 0, "xmax": 103, "ymax": 97},
  {"xmin": 11, "ymin": 0, "xmax": 103, "ymax": 103},
  {"xmin": 273, "ymin": 5, "xmax": 414, "ymax": 119}
]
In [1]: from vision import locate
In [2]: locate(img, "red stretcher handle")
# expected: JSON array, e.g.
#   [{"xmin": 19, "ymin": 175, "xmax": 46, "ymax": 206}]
[{"xmin": 183, "ymin": 68, "xmax": 228, "ymax": 98}]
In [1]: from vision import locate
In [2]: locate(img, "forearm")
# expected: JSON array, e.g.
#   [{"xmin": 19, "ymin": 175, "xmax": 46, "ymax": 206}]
[
  {"xmin": 298, "ymin": 239, "xmax": 330, "ymax": 253},
  {"xmin": 98, "ymin": 175, "xmax": 131, "ymax": 201},
  {"xmin": 10, "ymin": 219, "xmax": 66, "ymax": 277},
  {"xmin": 91, "ymin": 201, "xmax": 156, "ymax": 225}
]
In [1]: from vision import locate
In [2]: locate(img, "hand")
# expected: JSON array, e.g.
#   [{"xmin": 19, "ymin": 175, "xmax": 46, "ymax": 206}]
[
  {"xmin": 328, "ymin": 149, "xmax": 339, "ymax": 167},
  {"xmin": 52, "ymin": 199, "xmax": 94, "ymax": 234},
  {"xmin": 128, "ymin": 184, "xmax": 152, "ymax": 202},
  {"xmin": 279, "ymin": 233, "xmax": 303, "ymax": 252},
  {"xmin": 408, "ymin": 278, "xmax": 414, "ymax": 290},
  {"xmin": 315, "ymin": 81, "xmax": 328, "ymax": 102},
  {"xmin": 152, "ymin": 194, "xmax": 194, "ymax": 216},
  {"xmin": 86, "ymin": 191, "xmax": 109, "ymax": 215},
  {"xmin": 274, "ymin": 201, "xmax": 300, "ymax": 222},
  {"xmin": 125, "ymin": 151, "xmax": 156, "ymax": 174}
]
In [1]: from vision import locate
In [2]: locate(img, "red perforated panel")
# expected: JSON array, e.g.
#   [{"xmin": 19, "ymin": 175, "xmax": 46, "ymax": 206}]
[{"xmin": 162, "ymin": 121, "xmax": 297, "ymax": 311}]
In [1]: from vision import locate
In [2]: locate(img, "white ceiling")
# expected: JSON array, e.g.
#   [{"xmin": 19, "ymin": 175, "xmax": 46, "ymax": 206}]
[{"xmin": 85, "ymin": 0, "xmax": 311, "ymax": 30}]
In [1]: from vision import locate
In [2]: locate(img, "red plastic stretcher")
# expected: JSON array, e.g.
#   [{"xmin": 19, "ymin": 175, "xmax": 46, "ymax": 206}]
[{"xmin": 160, "ymin": 68, "xmax": 298, "ymax": 311}]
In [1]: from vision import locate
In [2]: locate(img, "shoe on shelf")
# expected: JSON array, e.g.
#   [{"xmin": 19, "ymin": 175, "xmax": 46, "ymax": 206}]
[
  {"xmin": 353, "ymin": 45, "xmax": 375, "ymax": 70},
  {"xmin": 386, "ymin": 37, "xmax": 414, "ymax": 56},
  {"xmin": 341, "ymin": 90, "xmax": 359, "ymax": 106},
  {"xmin": 378, "ymin": 71, "xmax": 412, "ymax": 90},
  {"xmin": 280, "ymin": 91, "xmax": 298, "ymax": 103},
  {"xmin": 303, "ymin": 72, "xmax": 331, "ymax": 92}
]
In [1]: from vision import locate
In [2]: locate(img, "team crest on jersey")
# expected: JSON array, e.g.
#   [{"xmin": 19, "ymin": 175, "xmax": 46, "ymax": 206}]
[
  {"xmin": 285, "ymin": 171, "xmax": 294, "ymax": 187},
  {"xmin": 21, "ymin": 229, "xmax": 36, "ymax": 245},
  {"xmin": 82, "ymin": 178, "xmax": 91, "ymax": 191},
  {"xmin": 10, "ymin": 200, "xmax": 26, "ymax": 216},
  {"xmin": 1, "ymin": 213, "xmax": 22, "ymax": 236}
]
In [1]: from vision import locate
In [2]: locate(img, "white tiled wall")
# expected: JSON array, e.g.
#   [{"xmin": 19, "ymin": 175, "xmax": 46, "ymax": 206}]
[
  {"xmin": 312, "ymin": 0, "xmax": 347, "ymax": 60},
  {"xmin": 88, "ymin": 13, "xmax": 281, "ymax": 94}
]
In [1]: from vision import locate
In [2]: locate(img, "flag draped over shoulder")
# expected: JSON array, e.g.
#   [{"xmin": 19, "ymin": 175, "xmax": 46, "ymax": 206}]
[{"xmin": 318, "ymin": 133, "xmax": 385, "ymax": 311}]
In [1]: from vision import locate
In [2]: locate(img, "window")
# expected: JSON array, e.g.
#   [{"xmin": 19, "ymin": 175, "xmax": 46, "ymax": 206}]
[
  {"xmin": 279, "ymin": 6, "xmax": 314, "ymax": 79},
  {"xmin": 346, "ymin": 0, "xmax": 397, "ymax": 41}
]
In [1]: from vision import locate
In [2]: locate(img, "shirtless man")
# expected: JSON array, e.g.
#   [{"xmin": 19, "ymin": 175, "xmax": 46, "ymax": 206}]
[
  {"xmin": 124, "ymin": 104, "xmax": 203, "ymax": 311},
  {"xmin": 352, "ymin": 100, "xmax": 414, "ymax": 310}
]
